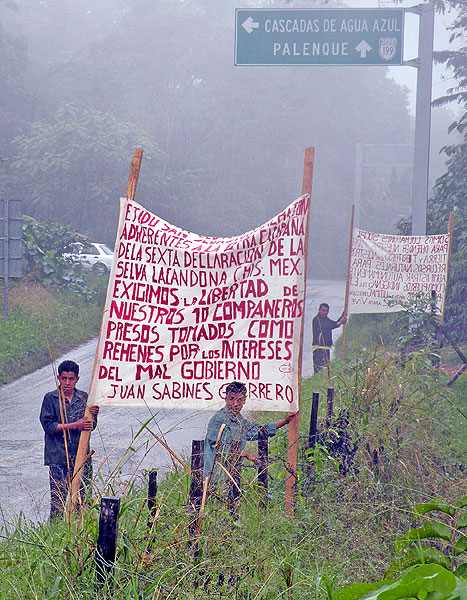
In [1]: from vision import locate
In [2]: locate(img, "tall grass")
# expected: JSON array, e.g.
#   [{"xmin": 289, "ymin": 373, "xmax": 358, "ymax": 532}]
[{"xmin": 0, "ymin": 277, "xmax": 106, "ymax": 384}]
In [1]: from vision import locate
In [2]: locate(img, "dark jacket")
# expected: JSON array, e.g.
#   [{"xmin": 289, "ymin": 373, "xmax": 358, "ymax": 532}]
[{"xmin": 39, "ymin": 388, "xmax": 91, "ymax": 466}]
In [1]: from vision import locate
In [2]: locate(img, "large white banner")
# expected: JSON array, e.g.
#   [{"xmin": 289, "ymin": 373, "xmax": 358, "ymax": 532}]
[
  {"xmin": 89, "ymin": 195, "xmax": 310, "ymax": 411},
  {"xmin": 348, "ymin": 228, "xmax": 450, "ymax": 314}
]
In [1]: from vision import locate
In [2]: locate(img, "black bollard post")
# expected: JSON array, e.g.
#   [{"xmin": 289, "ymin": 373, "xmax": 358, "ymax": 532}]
[
  {"xmin": 309, "ymin": 393, "xmax": 319, "ymax": 449},
  {"xmin": 147, "ymin": 470, "xmax": 158, "ymax": 528},
  {"xmin": 227, "ymin": 441, "xmax": 242, "ymax": 516},
  {"xmin": 189, "ymin": 440, "xmax": 204, "ymax": 510},
  {"xmin": 188, "ymin": 440, "xmax": 204, "ymax": 553},
  {"xmin": 326, "ymin": 388, "xmax": 334, "ymax": 427},
  {"xmin": 95, "ymin": 496, "xmax": 120, "ymax": 588},
  {"xmin": 257, "ymin": 427, "xmax": 269, "ymax": 507}
]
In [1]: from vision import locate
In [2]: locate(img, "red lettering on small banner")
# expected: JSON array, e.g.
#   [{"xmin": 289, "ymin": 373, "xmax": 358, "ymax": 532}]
[
  {"xmin": 89, "ymin": 195, "xmax": 310, "ymax": 410},
  {"xmin": 348, "ymin": 228, "xmax": 450, "ymax": 314}
]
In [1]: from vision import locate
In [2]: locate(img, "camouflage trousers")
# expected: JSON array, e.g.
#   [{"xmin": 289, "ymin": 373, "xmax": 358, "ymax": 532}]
[{"xmin": 48, "ymin": 459, "xmax": 92, "ymax": 520}]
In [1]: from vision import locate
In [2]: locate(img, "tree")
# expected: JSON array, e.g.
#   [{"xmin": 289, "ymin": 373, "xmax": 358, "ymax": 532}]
[
  {"xmin": 392, "ymin": 0, "xmax": 466, "ymax": 341},
  {"xmin": 0, "ymin": 18, "xmax": 37, "ymax": 157},
  {"xmin": 397, "ymin": 123, "xmax": 466, "ymax": 341},
  {"xmin": 21, "ymin": 215, "xmax": 92, "ymax": 296},
  {"xmin": 431, "ymin": 0, "xmax": 466, "ymax": 109},
  {"xmin": 424, "ymin": 0, "xmax": 466, "ymax": 341},
  {"xmin": 430, "ymin": 124, "xmax": 466, "ymax": 341},
  {"xmin": 5, "ymin": 103, "xmax": 168, "ymax": 243}
]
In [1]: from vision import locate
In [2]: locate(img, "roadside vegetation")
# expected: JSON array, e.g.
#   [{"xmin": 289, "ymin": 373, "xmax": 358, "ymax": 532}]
[
  {"xmin": 0, "ymin": 310, "xmax": 465, "ymax": 599},
  {"xmin": 0, "ymin": 217, "xmax": 107, "ymax": 384},
  {"xmin": 0, "ymin": 280, "xmax": 105, "ymax": 385}
]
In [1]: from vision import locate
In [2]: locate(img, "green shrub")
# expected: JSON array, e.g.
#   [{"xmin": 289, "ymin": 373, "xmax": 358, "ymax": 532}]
[{"xmin": 22, "ymin": 215, "xmax": 93, "ymax": 298}]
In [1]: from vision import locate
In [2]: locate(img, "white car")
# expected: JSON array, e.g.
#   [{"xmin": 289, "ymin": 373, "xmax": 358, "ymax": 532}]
[{"xmin": 66, "ymin": 242, "xmax": 114, "ymax": 274}]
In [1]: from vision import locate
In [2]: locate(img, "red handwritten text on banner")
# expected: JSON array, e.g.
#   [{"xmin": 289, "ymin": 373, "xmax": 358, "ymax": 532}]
[{"xmin": 89, "ymin": 195, "xmax": 310, "ymax": 411}]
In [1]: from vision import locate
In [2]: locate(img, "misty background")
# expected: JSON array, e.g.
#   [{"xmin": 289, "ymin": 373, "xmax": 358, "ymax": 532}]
[{"xmin": 0, "ymin": 0, "xmax": 461, "ymax": 279}]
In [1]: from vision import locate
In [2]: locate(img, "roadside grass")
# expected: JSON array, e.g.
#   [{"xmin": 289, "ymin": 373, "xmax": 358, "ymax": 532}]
[
  {"xmin": 339, "ymin": 313, "xmax": 397, "ymax": 350},
  {"xmin": 340, "ymin": 312, "xmax": 467, "ymax": 385},
  {"xmin": 0, "ymin": 312, "xmax": 465, "ymax": 598},
  {"xmin": 0, "ymin": 276, "xmax": 107, "ymax": 384}
]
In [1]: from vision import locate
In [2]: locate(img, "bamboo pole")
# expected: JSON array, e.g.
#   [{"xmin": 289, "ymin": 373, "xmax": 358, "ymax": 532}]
[
  {"xmin": 284, "ymin": 147, "xmax": 314, "ymax": 517},
  {"xmin": 69, "ymin": 149, "xmax": 144, "ymax": 514},
  {"xmin": 340, "ymin": 204, "xmax": 355, "ymax": 359}
]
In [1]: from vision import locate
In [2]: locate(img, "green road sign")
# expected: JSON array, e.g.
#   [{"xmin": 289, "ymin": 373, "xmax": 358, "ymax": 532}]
[{"xmin": 235, "ymin": 8, "xmax": 404, "ymax": 66}]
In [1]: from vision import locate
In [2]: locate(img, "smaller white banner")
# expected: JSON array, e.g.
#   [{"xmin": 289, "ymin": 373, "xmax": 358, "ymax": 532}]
[{"xmin": 348, "ymin": 228, "xmax": 450, "ymax": 314}]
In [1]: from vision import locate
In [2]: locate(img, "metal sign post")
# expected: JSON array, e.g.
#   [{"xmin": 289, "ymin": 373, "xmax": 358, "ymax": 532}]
[{"xmin": 405, "ymin": 3, "xmax": 435, "ymax": 235}]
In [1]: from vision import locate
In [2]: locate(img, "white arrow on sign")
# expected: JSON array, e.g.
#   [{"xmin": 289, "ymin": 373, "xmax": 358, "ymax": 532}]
[
  {"xmin": 242, "ymin": 16, "xmax": 259, "ymax": 34},
  {"xmin": 355, "ymin": 40, "xmax": 372, "ymax": 58}
]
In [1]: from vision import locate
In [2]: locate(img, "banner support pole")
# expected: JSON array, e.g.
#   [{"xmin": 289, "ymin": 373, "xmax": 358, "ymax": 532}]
[
  {"xmin": 285, "ymin": 147, "xmax": 314, "ymax": 517},
  {"xmin": 69, "ymin": 149, "xmax": 144, "ymax": 515},
  {"xmin": 340, "ymin": 204, "xmax": 355, "ymax": 360},
  {"xmin": 125, "ymin": 149, "xmax": 144, "ymax": 202}
]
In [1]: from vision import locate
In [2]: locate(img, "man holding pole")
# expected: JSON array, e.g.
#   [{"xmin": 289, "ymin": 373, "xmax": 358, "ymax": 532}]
[
  {"xmin": 40, "ymin": 360, "xmax": 99, "ymax": 519},
  {"xmin": 312, "ymin": 303, "xmax": 347, "ymax": 373}
]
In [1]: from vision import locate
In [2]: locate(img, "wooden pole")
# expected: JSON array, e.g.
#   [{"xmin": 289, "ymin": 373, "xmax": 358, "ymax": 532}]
[
  {"xmin": 148, "ymin": 469, "xmax": 158, "ymax": 523},
  {"xmin": 308, "ymin": 393, "xmax": 319, "ymax": 449},
  {"xmin": 447, "ymin": 363, "xmax": 467, "ymax": 387},
  {"xmin": 340, "ymin": 204, "xmax": 355, "ymax": 359},
  {"xmin": 326, "ymin": 387, "xmax": 334, "ymax": 427},
  {"xmin": 125, "ymin": 148, "xmax": 144, "ymax": 201},
  {"xmin": 189, "ymin": 440, "xmax": 204, "ymax": 510},
  {"xmin": 284, "ymin": 147, "xmax": 314, "ymax": 517},
  {"xmin": 257, "ymin": 427, "xmax": 269, "ymax": 507},
  {"xmin": 69, "ymin": 149, "xmax": 144, "ymax": 513},
  {"xmin": 188, "ymin": 440, "xmax": 204, "ymax": 554},
  {"xmin": 195, "ymin": 477, "xmax": 209, "ymax": 537},
  {"xmin": 95, "ymin": 496, "xmax": 120, "ymax": 587}
]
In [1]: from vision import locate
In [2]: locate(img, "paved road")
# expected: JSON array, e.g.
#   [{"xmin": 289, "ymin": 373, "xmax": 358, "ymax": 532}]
[{"xmin": 0, "ymin": 280, "xmax": 344, "ymax": 528}]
